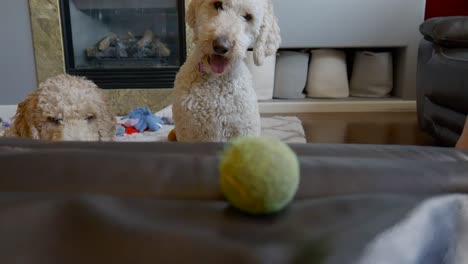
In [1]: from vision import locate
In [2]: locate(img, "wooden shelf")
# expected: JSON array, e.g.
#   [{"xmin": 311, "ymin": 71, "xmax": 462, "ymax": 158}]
[
  {"xmin": 258, "ymin": 97, "xmax": 416, "ymax": 114},
  {"xmin": 1, "ymin": 98, "xmax": 417, "ymax": 119}
]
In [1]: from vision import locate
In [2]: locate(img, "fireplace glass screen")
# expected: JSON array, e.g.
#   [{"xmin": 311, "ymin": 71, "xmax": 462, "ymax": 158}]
[{"xmin": 60, "ymin": 0, "xmax": 186, "ymax": 88}]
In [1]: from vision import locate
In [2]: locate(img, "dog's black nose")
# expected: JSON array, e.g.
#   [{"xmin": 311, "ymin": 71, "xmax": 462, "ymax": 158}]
[{"xmin": 213, "ymin": 37, "xmax": 232, "ymax": 55}]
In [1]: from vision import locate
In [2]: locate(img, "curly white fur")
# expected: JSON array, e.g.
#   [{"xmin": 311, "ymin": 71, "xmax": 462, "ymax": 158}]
[
  {"xmin": 6, "ymin": 74, "xmax": 116, "ymax": 141},
  {"xmin": 173, "ymin": 0, "xmax": 281, "ymax": 142}
]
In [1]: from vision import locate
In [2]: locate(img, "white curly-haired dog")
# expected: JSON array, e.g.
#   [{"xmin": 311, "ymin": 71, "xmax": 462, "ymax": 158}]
[
  {"xmin": 172, "ymin": 0, "xmax": 281, "ymax": 142},
  {"xmin": 6, "ymin": 74, "xmax": 116, "ymax": 141}
]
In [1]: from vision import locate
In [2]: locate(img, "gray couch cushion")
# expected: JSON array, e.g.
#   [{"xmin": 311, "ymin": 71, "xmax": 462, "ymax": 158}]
[
  {"xmin": 417, "ymin": 39, "xmax": 468, "ymax": 145},
  {"xmin": 417, "ymin": 39, "xmax": 468, "ymax": 115},
  {"xmin": 0, "ymin": 139, "xmax": 468, "ymax": 262},
  {"xmin": 420, "ymin": 16, "xmax": 468, "ymax": 48},
  {"xmin": 1, "ymin": 138, "xmax": 468, "ymax": 198}
]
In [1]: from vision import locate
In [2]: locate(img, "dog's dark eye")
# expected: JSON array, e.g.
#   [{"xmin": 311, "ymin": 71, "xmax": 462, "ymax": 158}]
[
  {"xmin": 243, "ymin": 14, "xmax": 253, "ymax": 22},
  {"xmin": 47, "ymin": 117, "xmax": 63, "ymax": 125},
  {"xmin": 86, "ymin": 115, "xmax": 96, "ymax": 122},
  {"xmin": 214, "ymin": 1, "xmax": 223, "ymax": 10}
]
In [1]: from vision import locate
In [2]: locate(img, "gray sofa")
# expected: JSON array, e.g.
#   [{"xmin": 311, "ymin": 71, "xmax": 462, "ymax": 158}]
[
  {"xmin": 417, "ymin": 17, "xmax": 468, "ymax": 146},
  {"xmin": 0, "ymin": 138, "xmax": 468, "ymax": 263}
]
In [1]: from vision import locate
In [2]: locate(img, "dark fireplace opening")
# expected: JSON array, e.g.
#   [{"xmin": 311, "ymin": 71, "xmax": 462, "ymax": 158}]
[{"xmin": 60, "ymin": 0, "xmax": 186, "ymax": 89}]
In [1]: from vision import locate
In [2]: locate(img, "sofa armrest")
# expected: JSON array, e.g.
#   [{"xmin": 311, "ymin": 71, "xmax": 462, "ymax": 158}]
[
  {"xmin": 1, "ymin": 138, "xmax": 468, "ymax": 198},
  {"xmin": 420, "ymin": 16, "xmax": 468, "ymax": 48}
]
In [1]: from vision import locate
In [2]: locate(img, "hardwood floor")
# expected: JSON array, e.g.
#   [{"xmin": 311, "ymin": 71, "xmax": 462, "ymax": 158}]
[{"xmin": 264, "ymin": 112, "xmax": 434, "ymax": 146}]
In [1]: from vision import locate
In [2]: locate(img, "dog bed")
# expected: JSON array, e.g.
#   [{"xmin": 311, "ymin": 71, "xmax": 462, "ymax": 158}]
[
  {"xmin": 116, "ymin": 106, "xmax": 306, "ymax": 143},
  {"xmin": 0, "ymin": 106, "xmax": 307, "ymax": 143}
]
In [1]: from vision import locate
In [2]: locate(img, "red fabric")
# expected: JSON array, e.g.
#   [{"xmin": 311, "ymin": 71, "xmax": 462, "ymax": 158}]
[
  {"xmin": 425, "ymin": 0, "xmax": 468, "ymax": 19},
  {"xmin": 120, "ymin": 124, "xmax": 150, "ymax": 135},
  {"xmin": 124, "ymin": 126, "xmax": 140, "ymax": 135}
]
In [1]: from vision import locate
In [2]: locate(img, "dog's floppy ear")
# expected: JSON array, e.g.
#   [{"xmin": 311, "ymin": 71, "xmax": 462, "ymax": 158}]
[
  {"xmin": 253, "ymin": 0, "xmax": 281, "ymax": 66},
  {"xmin": 9, "ymin": 95, "xmax": 39, "ymax": 139},
  {"xmin": 186, "ymin": 0, "xmax": 203, "ymax": 41}
]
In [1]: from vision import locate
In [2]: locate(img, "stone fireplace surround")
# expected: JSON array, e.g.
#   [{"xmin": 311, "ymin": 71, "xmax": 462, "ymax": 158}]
[
  {"xmin": 29, "ymin": 0, "xmax": 192, "ymax": 115},
  {"xmin": 29, "ymin": 0, "xmax": 425, "ymax": 115}
]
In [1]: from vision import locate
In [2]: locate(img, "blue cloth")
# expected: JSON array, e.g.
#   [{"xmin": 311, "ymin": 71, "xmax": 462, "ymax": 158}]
[
  {"xmin": 116, "ymin": 126, "xmax": 126, "ymax": 137},
  {"xmin": 126, "ymin": 107, "xmax": 164, "ymax": 133},
  {"xmin": 358, "ymin": 195, "xmax": 468, "ymax": 264}
]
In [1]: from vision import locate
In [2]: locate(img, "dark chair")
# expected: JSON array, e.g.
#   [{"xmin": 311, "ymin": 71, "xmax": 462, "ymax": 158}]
[{"xmin": 417, "ymin": 16, "xmax": 468, "ymax": 146}]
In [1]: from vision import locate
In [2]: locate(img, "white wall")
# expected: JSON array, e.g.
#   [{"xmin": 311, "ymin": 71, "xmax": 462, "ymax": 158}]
[
  {"xmin": 0, "ymin": 0, "xmax": 426, "ymax": 103},
  {"xmin": 272, "ymin": 0, "xmax": 424, "ymax": 48},
  {"xmin": 0, "ymin": 0, "xmax": 37, "ymax": 105},
  {"xmin": 272, "ymin": 0, "xmax": 426, "ymax": 99}
]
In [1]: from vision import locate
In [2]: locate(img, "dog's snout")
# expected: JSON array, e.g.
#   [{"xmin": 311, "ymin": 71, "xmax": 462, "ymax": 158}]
[{"xmin": 213, "ymin": 37, "xmax": 232, "ymax": 55}]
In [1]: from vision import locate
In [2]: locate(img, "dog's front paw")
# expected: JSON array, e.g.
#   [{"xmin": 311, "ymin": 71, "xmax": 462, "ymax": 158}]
[{"xmin": 168, "ymin": 129, "xmax": 177, "ymax": 142}]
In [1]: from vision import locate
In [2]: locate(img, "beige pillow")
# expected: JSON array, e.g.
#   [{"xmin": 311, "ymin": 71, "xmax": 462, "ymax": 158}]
[{"xmin": 306, "ymin": 49, "xmax": 349, "ymax": 98}]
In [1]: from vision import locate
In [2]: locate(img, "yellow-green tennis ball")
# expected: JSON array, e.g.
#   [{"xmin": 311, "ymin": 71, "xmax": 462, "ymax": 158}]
[{"xmin": 220, "ymin": 137, "xmax": 300, "ymax": 215}]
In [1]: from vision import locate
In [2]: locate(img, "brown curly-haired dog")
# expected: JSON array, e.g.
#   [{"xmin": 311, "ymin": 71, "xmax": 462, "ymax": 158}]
[{"xmin": 6, "ymin": 74, "xmax": 115, "ymax": 141}]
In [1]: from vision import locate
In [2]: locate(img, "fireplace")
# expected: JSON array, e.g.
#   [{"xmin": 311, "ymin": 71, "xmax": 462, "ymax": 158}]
[{"xmin": 59, "ymin": 0, "xmax": 186, "ymax": 89}]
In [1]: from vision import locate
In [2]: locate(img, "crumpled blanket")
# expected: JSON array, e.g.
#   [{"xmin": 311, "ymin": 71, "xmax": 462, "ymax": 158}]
[
  {"xmin": 1, "ymin": 105, "xmax": 306, "ymax": 143},
  {"xmin": 358, "ymin": 195, "xmax": 468, "ymax": 264},
  {"xmin": 115, "ymin": 105, "xmax": 307, "ymax": 143}
]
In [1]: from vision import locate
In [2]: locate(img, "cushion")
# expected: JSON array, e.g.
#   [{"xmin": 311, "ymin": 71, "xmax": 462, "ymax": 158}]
[
  {"xmin": 420, "ymin": 16, "xmax": 468, "ymax": 48},
  {"xmin": 350, "ymin": 51, "xmax": 393, "ymax": 98},
  {"xmin": 306, "ymin": 49, "xmax": 349, "ymax": 99},
  {"xmin": 245, "ymin": 51, "xmax": 276, "ymax": 100},
  {"xmin": 273, "ymin": 51, "xmax": 308, "ymax": 99}
]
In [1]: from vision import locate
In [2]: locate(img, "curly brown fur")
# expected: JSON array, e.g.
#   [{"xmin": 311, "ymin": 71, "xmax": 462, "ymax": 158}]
[{"xmin": 6, "ymin": 74, "xmax": 116, "ymax": 141}]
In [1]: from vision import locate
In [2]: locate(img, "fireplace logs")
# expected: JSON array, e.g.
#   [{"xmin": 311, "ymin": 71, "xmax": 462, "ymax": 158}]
[
  {"xmin": 86, "ymin": 30, "xmax": 171, "ymax": 60},
  {"xmin": 137, "ymin": 30, "xmax": 154, "ymax": 49},
  {"xmin": 98, "ymin": 33, "xmax": 118, "ymax": 51}
]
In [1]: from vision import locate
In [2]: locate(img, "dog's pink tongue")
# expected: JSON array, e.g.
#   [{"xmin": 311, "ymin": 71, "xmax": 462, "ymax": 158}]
[{"xmin": 210, "ymin": 55, "xmax": 228, "ymax": 74}]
